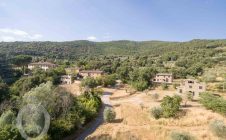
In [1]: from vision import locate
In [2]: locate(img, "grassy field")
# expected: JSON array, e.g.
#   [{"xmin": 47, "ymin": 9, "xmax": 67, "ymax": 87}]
[{"xmin": 86, "ymin": 87, "xmax": 225, "ymax": 140}]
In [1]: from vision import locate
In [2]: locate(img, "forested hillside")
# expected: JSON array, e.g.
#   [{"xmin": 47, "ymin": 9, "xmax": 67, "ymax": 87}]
[{"xmin": 0, "ymin": 39, "xmax": 226, "ymax": 59}]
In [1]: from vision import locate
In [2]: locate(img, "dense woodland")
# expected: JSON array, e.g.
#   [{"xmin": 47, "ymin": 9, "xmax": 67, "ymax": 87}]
[{"xmin": 0, "ymin": 39, "xmax": 226, "ymax": 139}]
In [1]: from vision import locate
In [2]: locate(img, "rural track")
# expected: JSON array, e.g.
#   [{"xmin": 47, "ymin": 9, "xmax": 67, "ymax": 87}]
[{"xmin": 75, "ymin": 92, "xmax": 112, "ymax": 140}]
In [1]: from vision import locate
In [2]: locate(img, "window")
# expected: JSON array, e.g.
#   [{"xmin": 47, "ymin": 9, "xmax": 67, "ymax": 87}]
[
  {"xmin": 189, "ymin": 85, "xmax": 192, "ymax": 88},
  {"xmin": 188, "ymin": 81, "xmax": 194, "ymax": 84},
  {"xmin": 199, "ymin": 86, "xmax": 202, "ymax": 89}
]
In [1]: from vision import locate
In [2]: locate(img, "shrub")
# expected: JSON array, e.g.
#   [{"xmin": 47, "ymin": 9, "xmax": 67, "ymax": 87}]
[
  {"xmin": 81, "ymin": 77, "xmax": 98, "ymax": 88},
  {"xmin": 161, "ymin": 95, "xmax": 182, "ymax": 118},
  {"xmin": 171, "ymin": 131, "xmax": 195, "ymax": 140},
  {"xmin": 101, "ymin": 74, "xmax": 116, "ymax": 87},
  {"xmin": 104, "ymin": 107, "xmax": 116, "ymax": 122},
  {"xmin": 209, "ymin": 120, "xmax": 226, "ymax": 138},
  {"xmin": 199, "ymin": 92, "xmax": 226, "ymax": 115},
  {"xmin": 0, "ymin": 125, "xmax": 23, "ymax": 140},
  {"xmin": 0, "ymin": 110, "xmax": 15, "ymax": 127},
  {"xmin": 150, "ymin": 93, "xmax": 159, "ymax": 101},
  {"xmin": 150, "ymin": 107, "xmax": 163, "ymax": 119}
]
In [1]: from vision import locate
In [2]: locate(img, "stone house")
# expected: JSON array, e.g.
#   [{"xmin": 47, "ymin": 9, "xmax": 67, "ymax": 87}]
[
  {"xmin": 79, "ymin": 70, "xmax": 104, "ymax": 78},
  {"xmin": 28, "ymin": 62, "xmax": 57, "ymax": 71},
  {"xmin": 152, "ymin": 73, "xmax": 173, "ymax": 84},
  {"xmin": 177, "ymin": 79, "xmax": 206, "ymax": 98},
  {"xmin": 60, "ymin": 75, "xmax": 73, "ymax": 85}
]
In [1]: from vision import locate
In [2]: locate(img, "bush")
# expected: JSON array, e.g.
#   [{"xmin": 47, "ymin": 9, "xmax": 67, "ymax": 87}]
[
  {"xmin": 0, "ymin": 110, "xmax": 15, "ymax": 127},
  {"xmin": 161, "ymin": 95, "xmax": 182, "ymax": 118},
  {"xmin": 199, "ymin": 92, "xmax": 226, "ymax": 115},
  {"xmin": 0, "ymin": 125, "xmax": 23, "ymax": 140},
  {"xmin": 150, "ymin": 107, "xmax": 163, "ymax": 119},
  {"xmin": 81, "ymin": 77, "xmax": 98, "ymax": 88},
  {"xmin": 171, "ymin": 131, "xmax": 195, "ymax": 140},
  {"xmin": 101, "ymin": 74, "xmax": 116, "ymax": 87},
  {"xmin": 209, "ymin": 120, "xmax": 226, "ymax": 138},
  {"xmin": 104, "ymin": 107, "xmax": 116, "ymax": 122}
]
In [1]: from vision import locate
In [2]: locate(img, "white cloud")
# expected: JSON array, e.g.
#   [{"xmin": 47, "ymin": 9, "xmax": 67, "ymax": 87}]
[
  {"xmin": 87, "ymin": 36, "xmax": 97, "ymax": 41},
  {"xmin": 0, "ymin": 36, "xmax": 15, "ymax": 42},
  {"xmin": 0, "ymin": 28, "xmax": 43, "ymax": 42}
]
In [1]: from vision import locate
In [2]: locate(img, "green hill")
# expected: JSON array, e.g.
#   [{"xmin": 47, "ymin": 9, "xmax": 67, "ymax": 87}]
[{"xmin": 0, "ymin": 39, "xmax": 226, "ymax": 59}]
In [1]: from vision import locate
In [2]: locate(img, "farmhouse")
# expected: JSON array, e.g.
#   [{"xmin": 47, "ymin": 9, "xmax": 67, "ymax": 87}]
[
  {"xmin": 79, "ymin": 70, "xmax": 104, "ymax": 78},
  {"xmin": 152, "ymin": 73, "xmax": 173, "ymax": 84},
  {"xmin": 60, "ymin": 75, "xmax": 73, "ymax": 85},
  {"xmin": 177, "ymin": 79, "xmax": 206, "ymax": 98},
  {"xmin": 28, "ymin": 62, "xmax": 57, "ymax": 71}
]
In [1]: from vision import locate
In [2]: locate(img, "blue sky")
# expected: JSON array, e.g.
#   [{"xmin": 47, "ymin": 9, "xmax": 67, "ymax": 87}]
[{"xmin": 0, "ymin": 0, "xmax": 226, "ymax": 42}]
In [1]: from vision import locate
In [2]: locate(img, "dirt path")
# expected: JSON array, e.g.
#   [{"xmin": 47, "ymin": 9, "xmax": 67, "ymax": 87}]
[{"xmin": 75, "ymin": 92, "xmax": 112, "ymax": 140}]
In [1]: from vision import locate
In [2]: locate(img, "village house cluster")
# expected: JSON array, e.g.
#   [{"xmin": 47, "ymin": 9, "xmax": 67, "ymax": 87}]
[
  {"xmin": 60, "ymin": 69, "xmax": 104, "ymax": 85},
  {"xmin": 27, "ymin": 61, "xmax": 207, "ymax": 98},
  {"xmin": 152, "ymin": 73, "xmax": 206, "ymax": 98},
  {"xmin": 27, "ymin": 61, "xmax": 104, "ymax": 85}
]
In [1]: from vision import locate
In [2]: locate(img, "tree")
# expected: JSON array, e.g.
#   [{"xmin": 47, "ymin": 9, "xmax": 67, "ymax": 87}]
[
  {"xmin": 186, "ymin": 63, "xmax": 203, "ymax": 76},
  {"xmin": 182, "ymin": 92, "xmax": 193, "ymax": 107},
  {"xmin": 11, "ymin": 55, "xmax": 32, "ymax": 74},
  {"xmin": 131, "ymin": 80, "xmax": 148, "ymax": 91},
  {"xmin": 81, "ymin": 77, "xmax": 98, "ymax": 89},
  {"xmin": 101, "ymin": 74, "xmax": 116, "ymax": 87},
  {"xmin": 116, "ymin": 66, "xmax": 130, "ymax": 83},
  {"xmin": 161, "ymin": 95, "xmax": 182, "ymax": 118},
  {"xmin": 0, "ymin": 110, "xmax": 23, "ymax": 140},
  {"xmin": 0, "ymin": 77, "xmax": 8, "ymax": 101},
  {"xmin": 104, "ymin": 107, "xmax": 116, "ymax": 122}
]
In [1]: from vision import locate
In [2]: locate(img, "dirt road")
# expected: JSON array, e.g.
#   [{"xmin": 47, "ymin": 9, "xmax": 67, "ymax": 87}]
[{"xmin": 75, "ymin": 92, "xmax": 112, "ymax": 140}]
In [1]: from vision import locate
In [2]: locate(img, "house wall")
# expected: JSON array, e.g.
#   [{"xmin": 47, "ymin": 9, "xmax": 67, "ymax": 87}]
[
  {"xmin": 177, "ymin": 80, "xmax": 206, "ymax": 98},
  {"xmin": 153, "ymin": 75, "xmax": 173, "ymax": 84},
  {"xmin": 28, "ymin": 64, "xmax": 56, "ymax": 71},
  {"xmin": 60, "ymin": 76, "xmax": 72, "ymax": 84},
  {"xmin": 79, "ymin": 72, "xmax": 103, "ymax": 78}
]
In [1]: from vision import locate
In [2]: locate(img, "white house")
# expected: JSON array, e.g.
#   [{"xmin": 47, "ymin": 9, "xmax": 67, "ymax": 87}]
[{"xmin": 28, "ymin": 62, "xmax": 57, "ymax": 71}]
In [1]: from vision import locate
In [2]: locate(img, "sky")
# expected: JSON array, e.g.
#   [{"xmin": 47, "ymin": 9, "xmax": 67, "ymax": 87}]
[{"xmin": 0, "ymin": 0, "xmax": 226, "ymax": 42}]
